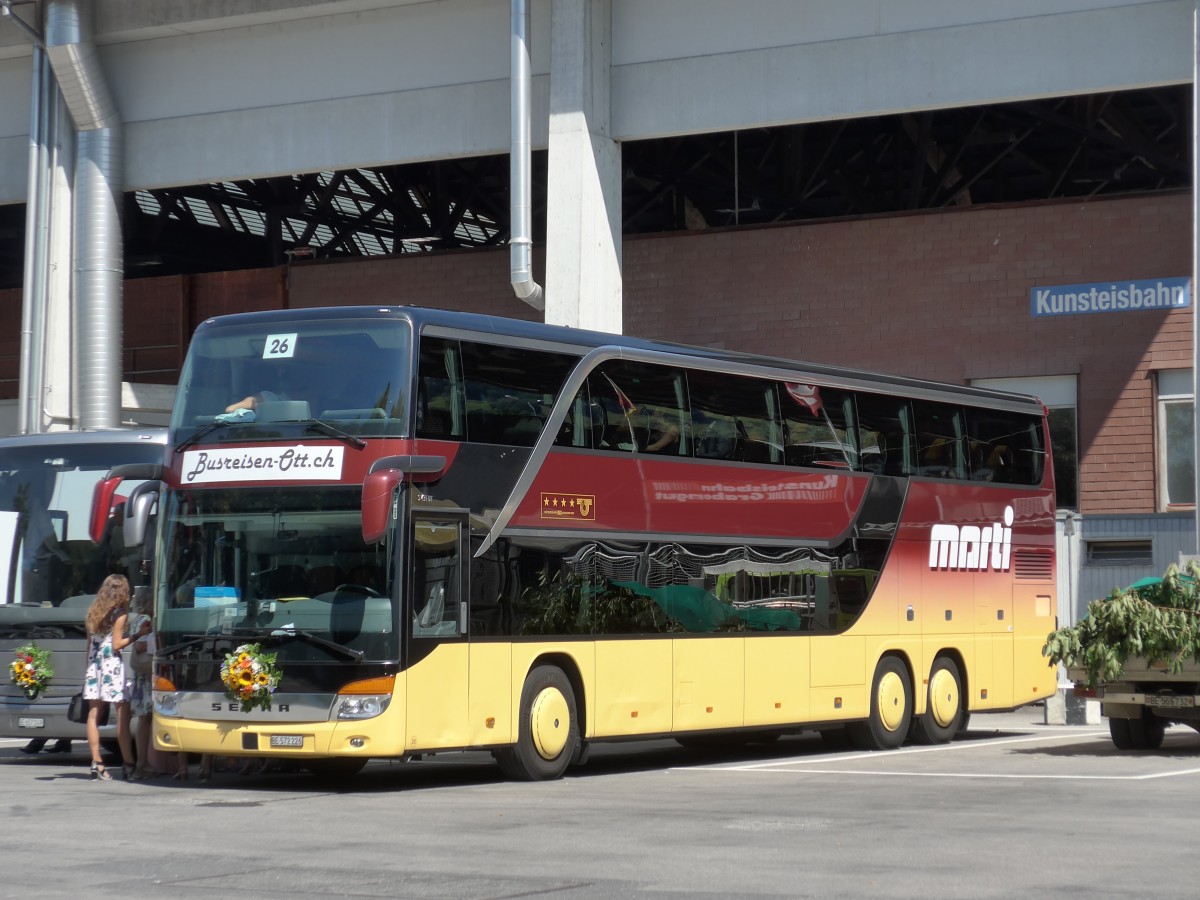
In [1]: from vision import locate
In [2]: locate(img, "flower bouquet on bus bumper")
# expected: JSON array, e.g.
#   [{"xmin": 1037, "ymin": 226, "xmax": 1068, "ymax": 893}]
[
  {"xmin": 219, "ymin": 643, "xmax": 282, "ymax": 712},
  {"xmin": 9, "ymin": 643, "xmax": 54, "ymax": 701}
]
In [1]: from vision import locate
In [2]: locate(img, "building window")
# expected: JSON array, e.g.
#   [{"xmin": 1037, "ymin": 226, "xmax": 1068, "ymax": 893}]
[
  {"xmin": 1158, "ymin": 368, "xmax": 1194, "ymax": 510},
  {"xmin": 972, "ymin": 375, "xmax": 1077, "ymax": 510},
  {"xmin": 1084, "ymin": 538, "xmax": 1154, "ymax": 566}
]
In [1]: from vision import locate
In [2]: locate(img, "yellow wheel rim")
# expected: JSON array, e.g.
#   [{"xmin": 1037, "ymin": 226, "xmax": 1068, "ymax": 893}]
[
  {"xmin": 530, "ymin": 686, "xmax": 570, "ymax": 760},
  {"xmin": 929, "ymin": 667, "xmax": 960, "ymax": 728},
  {"xmin": 877, "ymin": 670, "xmax": 907, "ymax": 733}
]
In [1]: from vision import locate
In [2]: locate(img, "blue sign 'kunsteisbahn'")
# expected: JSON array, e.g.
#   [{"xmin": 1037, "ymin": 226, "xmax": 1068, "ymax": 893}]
[{"xmin": 1031, "ymin": 277, "xmax": 1190, "ymax": 317}]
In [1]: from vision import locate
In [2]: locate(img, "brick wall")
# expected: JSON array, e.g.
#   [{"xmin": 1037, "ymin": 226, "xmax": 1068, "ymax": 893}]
[
  {"xmin": 619, "ymin": 193, "xmax": 1192, "ymax": 516},
  {"xmin": 1, "ymin": 191, "xmax": 1190, "ymax": 515}
]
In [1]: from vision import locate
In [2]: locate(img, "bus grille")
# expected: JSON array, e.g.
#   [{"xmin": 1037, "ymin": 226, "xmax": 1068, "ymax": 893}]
[{"xmin": 1013, "ymin": 550, "xmax": 1053, "ymax": 581}]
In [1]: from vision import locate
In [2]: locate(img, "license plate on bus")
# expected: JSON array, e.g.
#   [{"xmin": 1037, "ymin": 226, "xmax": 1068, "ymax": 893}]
[
  {"xmin": 17, "ymin": 717, "xmax": 45, "ymax": 729},
  {"xmin": 269, "ymin": 734, "xmax": 305, "ymax": 748},
  {"xmin": 1145, "ymin": 695, "xmax": 1195, "ymax": 708}
]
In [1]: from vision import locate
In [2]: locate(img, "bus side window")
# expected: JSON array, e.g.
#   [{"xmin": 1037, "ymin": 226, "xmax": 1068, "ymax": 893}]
[
  {"xmin": 553, "ymin": 387, "xmax": 597, "ymax": 449},
  {"xmin": 912, "ymin": 401, "xmax": 965, "ymax": 479},
  {"xmin": 780, "ymin": 384, "xmax": 857, "ymax": 470},
  {"xmin": 458, "ymin": 341, "xmax": 578, "ymax": 447},
  {"xmin": 589, "ymin": 363, "xmax": 688, "ymax": 456},
  {"xmin": 416, "ymin": 338, "xmax": 466, "ymax": 440},
  {"xmin": 690, "ymin": 371, "xmax": 779, "ymax": 464},
  {"xmin": 856, "ymin": 394, "xmax": 913, "ymax": 476},
  {"xmin": 412, "ymin": 518, "xmax": 464, "ymax": 637},
  {"xmin": 967, "ymin": 408, "xmax": 1043, "ymax": 485}
]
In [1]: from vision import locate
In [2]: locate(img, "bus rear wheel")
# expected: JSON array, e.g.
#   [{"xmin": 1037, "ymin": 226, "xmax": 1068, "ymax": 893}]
[
  {"xmin": 496, "ymin": 665, "xmax": 580, "ymax": 781},
  {"xmin": 848, "ymin": 656, "xmax": 912, "ymax": 751},
  {"xmin": 911, "ymin": 657, "xmax": 963, "ymax": 745}
]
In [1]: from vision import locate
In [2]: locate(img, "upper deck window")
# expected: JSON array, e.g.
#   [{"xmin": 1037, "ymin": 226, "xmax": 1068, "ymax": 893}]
[
  {"xmin": 173, "ymin": 317, "xmax": 410, "ymax": 438},
  {"xmin": 416, "ymin": 337, "xmax": 579, "ymax": 446}
]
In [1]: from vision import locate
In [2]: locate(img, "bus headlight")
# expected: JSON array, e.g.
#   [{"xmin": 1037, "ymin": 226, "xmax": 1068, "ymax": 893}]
[
  {"xmin": 153, "ymin": 691, "xmax": 180, "ymax": 717},
  {"xmin": 336, "ymin": 695, "xmax": 391, "ymax": 720}
]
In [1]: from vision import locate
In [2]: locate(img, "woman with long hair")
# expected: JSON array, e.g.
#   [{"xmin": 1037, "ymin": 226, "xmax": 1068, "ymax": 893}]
[{"xmin": 82, "ymin": 574, "xmax": 149, "ymax": 780}]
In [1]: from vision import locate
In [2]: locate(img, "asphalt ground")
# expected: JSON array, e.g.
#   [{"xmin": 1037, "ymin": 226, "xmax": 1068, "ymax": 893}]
[{"xmin": 2, "ymin": 706, "xmax": 1198, "ymax": 899}]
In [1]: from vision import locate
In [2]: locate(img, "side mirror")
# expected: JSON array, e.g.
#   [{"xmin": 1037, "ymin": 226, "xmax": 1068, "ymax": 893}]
[
  {"xmin": 90, "ymin": 475, "xmax": 126, "ymax": 544},
  {"xmin": 360, "ymin": 455, "xmax": 446, "ymax": 544},
  {"xmin": 89, "ymin": 463, "xmax": 163, "ymax": 544},
  {"xmin": 362, "ymin": 469, "xmax": 404, "ymax": 544},
  {"xmin": 122, "ymin": 480, "xmax": 163, "ymax": 550}
]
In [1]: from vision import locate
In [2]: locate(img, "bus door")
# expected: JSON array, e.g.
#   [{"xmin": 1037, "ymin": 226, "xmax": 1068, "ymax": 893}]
[{"xmin": 405, "ymin": 508, "xmax": 470, "ymax": 750}]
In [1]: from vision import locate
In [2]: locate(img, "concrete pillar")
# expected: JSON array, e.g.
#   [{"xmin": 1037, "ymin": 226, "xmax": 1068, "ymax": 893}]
[{"xmin": 545, "ymin": 0, "xmax": 622, "ymax": 333}]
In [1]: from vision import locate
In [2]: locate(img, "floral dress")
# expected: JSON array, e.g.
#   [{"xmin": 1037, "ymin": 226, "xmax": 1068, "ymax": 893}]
[
  {"xmin": 125, "ymin": 612, "xmax": 152, "ymax": 716},
  {"xmin": 82, "ymin": 613, "xmax": 126, "ymax": 703}
]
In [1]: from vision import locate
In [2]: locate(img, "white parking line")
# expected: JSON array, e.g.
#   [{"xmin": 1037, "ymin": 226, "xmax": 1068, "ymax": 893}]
[
  {"xmin": 718, "ymin": 729, "xmax": 1112, "ymax": 770},
  {"xmin": 720, "ymin": 767, "xmax": 1200, "ymax": 781},
  {"xmin": 680, "ymin": 729, "xmax": 1200, "ymax": 781}
]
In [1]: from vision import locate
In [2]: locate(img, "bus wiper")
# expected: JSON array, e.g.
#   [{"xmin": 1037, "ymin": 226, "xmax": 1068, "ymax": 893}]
[
  {"xmin": 174, "ymin": 420, "xmax": 232, "ymax": 453},
  {"xmin": 240, "ymin": 625, "xmax": 365, "ymax": 662},
  {"xmin": 157, "ymin": 633, "xmax": 228, "ymax": 656},
  {"xmin": 303, "ymin": 418, "xmax": 366, "ymax": 450}
]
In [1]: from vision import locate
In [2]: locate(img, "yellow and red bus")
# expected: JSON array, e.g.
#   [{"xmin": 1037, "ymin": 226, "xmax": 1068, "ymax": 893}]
[{"xmin": 97, "ymin": 306, "xmax": 1057, "ymax": 778}]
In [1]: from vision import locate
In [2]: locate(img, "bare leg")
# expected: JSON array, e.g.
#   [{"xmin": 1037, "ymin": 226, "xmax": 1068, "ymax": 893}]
[
  {"xmin": 86, "ymin": 701, "xmax": 102, "ymax": 764},
  {"xmin": 135, "ymin": 713, "xmax": 151, "ymax": 769},
  {"xmin": 86, "ymin": 702, "xmax": 110, "ymax": 779},
  {"xmin": 116, "ymin": 702, "xmax": 135, "ymax": 769}
]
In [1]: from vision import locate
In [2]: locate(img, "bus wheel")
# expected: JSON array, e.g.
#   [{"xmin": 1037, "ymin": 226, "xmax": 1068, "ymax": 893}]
[
  {"xmin": 912, "ymin": 657, "xmax": 963, "ymax": 745},
  {"xmin": 305, "ymin": 758, "xmax": 368, "ymax": 778},
  {"xmin": 496, "ymin": 665, "xmax": 579, "ymax": 781},
  {"xmin": 848, "ymin": 656, "xmax": 912, "ymax": 751}
]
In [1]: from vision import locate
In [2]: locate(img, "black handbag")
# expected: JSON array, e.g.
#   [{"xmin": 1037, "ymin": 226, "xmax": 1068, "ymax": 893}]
[{"xmin": 68, "ymin": 693, "xmax": 110, "ymax": 727}]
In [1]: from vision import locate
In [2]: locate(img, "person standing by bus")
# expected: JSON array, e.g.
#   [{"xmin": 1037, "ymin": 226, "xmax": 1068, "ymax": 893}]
[
  {"xmin": 82, "ymin": 575, "xmax": 148, "ymax": 781},
  {"xmin": 126, "ymin": 586, "xmax": 163, "ymax": 779}
]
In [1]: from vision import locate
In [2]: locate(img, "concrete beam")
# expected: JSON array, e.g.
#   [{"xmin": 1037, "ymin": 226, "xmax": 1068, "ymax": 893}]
[{"xmin": 545, "ymin": 0, "xmax": 622, "ymax": 333}]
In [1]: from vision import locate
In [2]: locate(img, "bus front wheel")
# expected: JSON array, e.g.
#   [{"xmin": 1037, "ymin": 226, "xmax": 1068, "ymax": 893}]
[
  {"xmin": 911, "ymin": 657, "xmax": 963, "ymax": 745},
  {"xmin": 496, "ymin": 665, "xmax": 580, "ymax": 781},
  {"xmin": 848, "ymin": 656, "xmax": 912, "ymax": 751}
]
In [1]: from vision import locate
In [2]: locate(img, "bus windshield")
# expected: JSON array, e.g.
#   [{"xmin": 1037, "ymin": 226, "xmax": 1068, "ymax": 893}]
[
  {"xmin": 157, "ymin": 485, "xmax": 398, "ymax": 663},
  {"xmin": 0, "ymin": 439, "xmax": 162, "ymax": 607},
  {"xmin": 171, "ymin": 316, "xmax": 411, "ymax": 438}
]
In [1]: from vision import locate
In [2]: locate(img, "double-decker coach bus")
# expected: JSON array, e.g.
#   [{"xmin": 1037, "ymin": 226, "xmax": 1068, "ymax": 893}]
[
  {"xmin": 1, "ymin": 429, "xmax": 166, "ymax": 746},
  {"xmin": 96, "ymin": 306, "xmax": 1056, "ymax": 779}
]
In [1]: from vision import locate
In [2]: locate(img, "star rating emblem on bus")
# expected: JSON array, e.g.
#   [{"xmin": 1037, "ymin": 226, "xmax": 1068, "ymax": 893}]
[{"xmin": 540, "ymin": 492, "xmax": 596, "ymax": 520}]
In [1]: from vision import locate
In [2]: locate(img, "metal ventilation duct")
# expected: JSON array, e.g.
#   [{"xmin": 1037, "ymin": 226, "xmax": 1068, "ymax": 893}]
[{"xmin": 45, "ymin": 0, "xmax": 122, "ymax": 429}]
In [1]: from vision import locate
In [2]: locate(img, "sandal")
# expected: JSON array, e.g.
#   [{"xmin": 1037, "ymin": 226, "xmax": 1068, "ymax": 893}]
[
  {"xmin": 122, "ymin": 764, "xmax": 138, "ymax": 781},
  {"xmin": 197, "ymin": 767, "xmax": 212, "ymax": 784},
  {"xmin": 90, "ymin": 762, "xmax": 112, "ymax": 781}
]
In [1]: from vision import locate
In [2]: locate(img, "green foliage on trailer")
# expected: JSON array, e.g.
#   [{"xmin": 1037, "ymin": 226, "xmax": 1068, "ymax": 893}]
[{"xmin": 1043, "ymin": 561, "xmax": 1200, "ymax": 686}]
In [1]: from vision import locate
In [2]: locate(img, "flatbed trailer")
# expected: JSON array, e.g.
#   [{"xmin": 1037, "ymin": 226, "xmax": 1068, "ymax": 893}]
[{"xmin": 1070, "ymin": 657, "xmax": 1200, "ymax": 750}]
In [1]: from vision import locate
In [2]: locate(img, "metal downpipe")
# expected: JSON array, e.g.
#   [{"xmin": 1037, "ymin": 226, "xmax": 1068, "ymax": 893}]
[
  {"xmin": 46, "ymin": 0, "xmax": 122, "ymax": 429},
  {"xmin": 510, "ymin": 0, "xmax": 544, "ymax": 311},
  {"xmin": 18, "ymin": 44, "xmax": 49, "ymax": 434}
]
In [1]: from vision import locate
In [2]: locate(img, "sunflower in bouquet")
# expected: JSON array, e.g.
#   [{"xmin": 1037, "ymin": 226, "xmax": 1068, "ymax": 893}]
[
  {"xmin": 219, "ymin": 643, "xmax": 282, "ymax": 712},
  {"xmin": 9, "ymin": 643, "xmax": 54, "ymax": 701}
]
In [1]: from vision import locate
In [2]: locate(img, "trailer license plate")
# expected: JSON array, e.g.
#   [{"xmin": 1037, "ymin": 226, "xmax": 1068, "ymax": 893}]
[
  {"xmin": 17, "ymin": 717, "xmax": 45, "ymax": 729},
  {"xmin": 269, "ymin": 734, "xmax": 304, "ymax": 748},
  {"xmin": 1145, "ymin": 695, "xmax": 1194, "ymax": 708}
]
